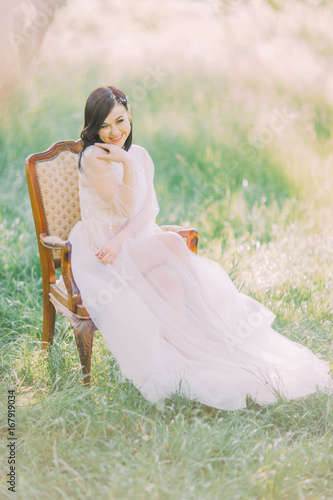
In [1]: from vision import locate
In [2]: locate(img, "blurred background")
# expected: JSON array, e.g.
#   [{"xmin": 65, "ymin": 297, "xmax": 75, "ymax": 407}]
[
  {"xmin": 1, "ymin": 0, "xmax": 333, "ymax": 327},
  {"xmin": 1, "ymin": 4, "xmax": 333, "ymax": 497}
]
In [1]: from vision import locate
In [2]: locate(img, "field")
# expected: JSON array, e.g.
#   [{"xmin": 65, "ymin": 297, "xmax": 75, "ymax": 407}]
[{"xmin": 0, "ymin": 0, "xmax": 333, "ymax": 498}]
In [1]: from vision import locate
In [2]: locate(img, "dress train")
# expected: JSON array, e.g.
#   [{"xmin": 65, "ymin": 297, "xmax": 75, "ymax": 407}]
[{"xmin": 68, "ymin": 144, "xmax": 332, "ymax": 410}]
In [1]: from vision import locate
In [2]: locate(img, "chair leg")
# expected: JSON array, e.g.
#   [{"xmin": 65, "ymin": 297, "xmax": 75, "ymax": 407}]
[
  {"xmin": 42, "ymin": 297, "xmax": 56, "ymax": 350},
  {"xmin": 73, "ymin": 321, "xmax": 96, "ymax": 386}
]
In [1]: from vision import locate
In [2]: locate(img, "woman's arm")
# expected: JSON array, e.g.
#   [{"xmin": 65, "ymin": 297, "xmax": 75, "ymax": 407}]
[
  {"xmin": 117, "ymin": 148, "xmax": 159, "ymax": 242},
  {"xmin": 96, "ymin": 148, "xmax": 160, "ymax": 264},
  {"xmin": 81, "ymin": 144, "xmax": 138, "ymax": 218}
]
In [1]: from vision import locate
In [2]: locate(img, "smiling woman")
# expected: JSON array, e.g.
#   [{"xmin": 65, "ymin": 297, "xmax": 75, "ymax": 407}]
[
  {"xmin": 98, "ymin": 104, "xmax": 132, "ymax": 146},
  {"xmin": 67, "ymin": 85, "xmax": 333, "ymax": 411},
  {"xmin": 79, "ymin": 86, "xmax": 133, "ymax": 169}
]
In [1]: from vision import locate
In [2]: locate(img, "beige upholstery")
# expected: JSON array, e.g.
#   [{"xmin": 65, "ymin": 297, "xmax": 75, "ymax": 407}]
[{"xmin": 35, "ymin": 149, "xmax": 81, "ymax": 260}]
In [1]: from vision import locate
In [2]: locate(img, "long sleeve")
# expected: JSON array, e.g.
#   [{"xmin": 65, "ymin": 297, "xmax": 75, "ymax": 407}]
[
  {"xmin": 121, "ymin": 148, "xmax": 160, "ymax": 238},
  {"xmin": 80, "ymin": 146, "xmax": 138, "ymax": 219}
]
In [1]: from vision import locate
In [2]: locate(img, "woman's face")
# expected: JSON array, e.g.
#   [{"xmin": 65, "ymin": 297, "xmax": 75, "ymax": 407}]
[{"xmin": 98, "ymin": 103, "xmax": 132, "ymax": 148}]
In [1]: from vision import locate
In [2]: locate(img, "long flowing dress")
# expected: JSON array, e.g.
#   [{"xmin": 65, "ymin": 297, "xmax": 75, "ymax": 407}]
[{"xmin": 68, "ymin": 144, "xmax": 332, "ymax": 410}]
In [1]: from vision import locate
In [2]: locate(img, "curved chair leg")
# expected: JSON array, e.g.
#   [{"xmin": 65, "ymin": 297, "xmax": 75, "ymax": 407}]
[
  {"xmin": 49, "ymin": 296, "xmax": 97, "ymax": 386},
  {"xmin": 73, "ymin": 321, "xmax": 96, "ymax": 386},
  {"xmin": 42, "ymin": 297, "xmax": 56, "ymax": 350}
]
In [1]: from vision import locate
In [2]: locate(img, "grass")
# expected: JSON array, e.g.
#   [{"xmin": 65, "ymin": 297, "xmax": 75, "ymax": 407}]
[{"xmin": 1, "ymin": 0, "xmax": 333, "ymax": 498}]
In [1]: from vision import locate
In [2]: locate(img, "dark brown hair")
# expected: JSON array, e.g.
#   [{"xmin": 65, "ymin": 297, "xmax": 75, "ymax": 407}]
[{"xmin": 79, "ymin": 85, "xmax": 132, "ymax": 171}]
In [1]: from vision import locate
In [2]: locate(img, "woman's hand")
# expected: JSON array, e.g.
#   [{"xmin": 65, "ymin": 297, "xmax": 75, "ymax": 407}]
[
  {"xmin": 95, "ymin": 234, "xmax": 124, "ymax": 264},
  {"xmin": 95, "ymin": 143, "xmax": 131, "ymax": 165}
]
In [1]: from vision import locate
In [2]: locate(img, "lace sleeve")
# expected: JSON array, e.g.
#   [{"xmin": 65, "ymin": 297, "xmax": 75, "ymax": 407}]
[
  {"xmin": 81, "ymin": 146, "xmax": 138, "ymax": 219},
  {"xmin": 122, "ymin": 148, "xmax": 160, "ymax": 237}
]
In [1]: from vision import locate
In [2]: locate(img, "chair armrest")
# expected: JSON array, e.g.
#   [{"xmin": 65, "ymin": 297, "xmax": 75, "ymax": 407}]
[
  {"xmin": 160, "ymin": 225, "xmax": 199, "ymax": 254},
  {"xmin": 39, "ymin": 234, "xmax": 69, "ymax": 249},
  {"xmin": 40, "ymin": 233, "xmax": 81, "ymax": 312}
]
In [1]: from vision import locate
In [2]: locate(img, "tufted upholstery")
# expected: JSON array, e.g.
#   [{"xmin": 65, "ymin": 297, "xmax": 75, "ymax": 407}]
[{"xmin": 35, "ymin": 149, "xmax": 81, "ymax": 261}]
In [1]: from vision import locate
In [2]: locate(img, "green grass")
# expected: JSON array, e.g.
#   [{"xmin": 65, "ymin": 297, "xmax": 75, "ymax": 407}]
[{"xmin": 1, "ymin": 1, "xmax": 333, "ymax": 498}]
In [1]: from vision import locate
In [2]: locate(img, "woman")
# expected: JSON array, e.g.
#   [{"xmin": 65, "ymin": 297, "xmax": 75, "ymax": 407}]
[{"xmin": 68, "ymin": 85, "xmax": 332, "ymax": 410}]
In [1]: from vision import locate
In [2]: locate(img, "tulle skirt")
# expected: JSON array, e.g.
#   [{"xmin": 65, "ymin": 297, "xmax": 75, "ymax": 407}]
[{"xmin": 68, "ymin": 220, "xmax": 332, "ymax": 410}]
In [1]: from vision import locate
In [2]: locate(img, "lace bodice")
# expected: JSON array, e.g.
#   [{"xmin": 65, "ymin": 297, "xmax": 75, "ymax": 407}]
[{"xmin": 79, "ymin": 145, "xmax": 148, "ymax": 229}]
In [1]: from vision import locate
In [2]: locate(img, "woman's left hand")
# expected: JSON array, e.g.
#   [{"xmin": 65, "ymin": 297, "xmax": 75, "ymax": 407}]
[
  {"xmin": 95, "ymin": 143, "xmax": 132, "ymax": 165},
  {"xmin": 95, "ymin": 234, "xmax": 124, "ymax": 264}
]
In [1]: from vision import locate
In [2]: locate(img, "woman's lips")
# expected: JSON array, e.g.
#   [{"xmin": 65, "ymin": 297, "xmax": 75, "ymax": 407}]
[{"xmin": 110, "ymin": 134, "xmax": 124, "ymax": 143}]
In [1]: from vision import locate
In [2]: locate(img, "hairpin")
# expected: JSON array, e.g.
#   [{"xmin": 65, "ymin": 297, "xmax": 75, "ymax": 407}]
[
  {"xmin": 108, "ymin": 90, "xmax": 128, "ymax": 105},
  {"xmin": 118, "ymin": 96, "xmax": 128, "ymax": 105}
]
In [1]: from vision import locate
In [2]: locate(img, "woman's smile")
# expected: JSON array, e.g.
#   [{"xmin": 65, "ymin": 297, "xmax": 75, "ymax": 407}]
[{"xmin": 110, "ymin": 133, "xmax": 124, "ymax": 143}]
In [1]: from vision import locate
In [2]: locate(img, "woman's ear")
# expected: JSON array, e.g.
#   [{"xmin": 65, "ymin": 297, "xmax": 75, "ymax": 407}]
[{"xmin": 127, "ymin": 105, "xmax": 132, "ymax": 123}]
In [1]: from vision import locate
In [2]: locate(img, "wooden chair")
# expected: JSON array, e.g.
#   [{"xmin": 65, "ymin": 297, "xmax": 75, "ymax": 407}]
[{"xmin": 25, "ymin": 139, "xmax": 199, "ymax": 386}]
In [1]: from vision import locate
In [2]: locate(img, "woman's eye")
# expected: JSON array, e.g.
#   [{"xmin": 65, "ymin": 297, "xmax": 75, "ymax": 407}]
[
  {"xmin": 101, "ymin": 124, "xmax": 109, "ymax": 129},
  {"xmin": 117, "ymin": 119, "xmax": 124, "ymax": 124}
]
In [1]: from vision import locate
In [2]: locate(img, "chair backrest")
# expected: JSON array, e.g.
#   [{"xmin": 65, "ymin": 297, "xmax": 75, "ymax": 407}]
[{"xmin": 25, "ymin": 139, "xmax": 83, "ymax": 268}]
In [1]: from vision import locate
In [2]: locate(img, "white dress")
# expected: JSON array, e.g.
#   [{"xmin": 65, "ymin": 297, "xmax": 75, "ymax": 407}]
[{"xmin": 68, "ymin": 144, "xmax": 332, "ymax": 410}]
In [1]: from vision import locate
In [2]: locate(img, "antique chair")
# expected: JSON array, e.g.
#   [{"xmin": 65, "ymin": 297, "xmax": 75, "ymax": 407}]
[{"xmin": 25, "ymin": 140, "xmax": 199, "ymax": 386}]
